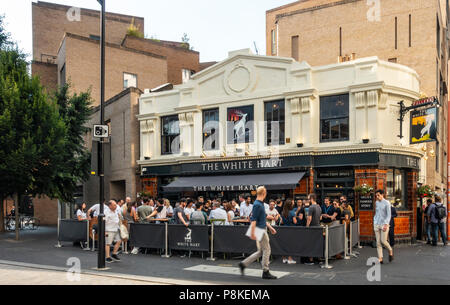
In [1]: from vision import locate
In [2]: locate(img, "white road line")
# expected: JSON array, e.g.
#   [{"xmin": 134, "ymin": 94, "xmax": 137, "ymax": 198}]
[{"xmin": 184, "ymin": 264, "xmax": 290, "ymax": 279}]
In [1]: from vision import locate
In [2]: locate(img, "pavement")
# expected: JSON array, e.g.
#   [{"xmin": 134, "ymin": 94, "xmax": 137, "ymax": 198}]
[{"xmin": 0, "ymin": 227, "xmax": 449, "ymax": 285}]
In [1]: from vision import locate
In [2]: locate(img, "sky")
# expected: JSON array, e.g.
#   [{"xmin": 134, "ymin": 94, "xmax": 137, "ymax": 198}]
[{"xmin": 1, "ymin": 0, "xmax": 295, "ymax": 63}]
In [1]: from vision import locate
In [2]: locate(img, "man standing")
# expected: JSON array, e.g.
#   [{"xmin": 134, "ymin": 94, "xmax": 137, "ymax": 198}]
[
  {"xmin": 240, "ymin": 196, "xmax": 253, "ymax": 220},
  {"xmin": 175, "ymin": 198, "xmax": 189, "ymax": 227},
  {"xmin": 374, "ymin": 190, "xmax": 394, "ymax": 263},
  {"xmin": 428, "ymin": 195, "xmax": 448, "ymax": 246},
  {"xmin": 105, "ymin": 200, "xmax": 121, "ymax": 263},
  {"xmin": 239, "ymin": 186, "xmax": 277, "ymax": 280},
  {"xmin": 320, "ymin": 197, "xmax": 337, "ymax": 227},
  {"xmin": 305, "ymin": 194, "xmax": 322, "ymax": 265},
  {"xmin": 137, "ymin": 198, "xmax": 154, "ymax": 223},
  {"xmin": 266, "ymin": 200, "xmax": 280, "ymax": 226}
]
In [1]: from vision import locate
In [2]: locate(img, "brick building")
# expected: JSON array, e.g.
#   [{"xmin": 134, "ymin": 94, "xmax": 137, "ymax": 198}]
[
  {"xmin": 266, "ymin": 0, "xmax": 449, "ymax": 242},
  {"xmin": 23, "ymin": 1, "xmax": 207, "ymax": 223}
]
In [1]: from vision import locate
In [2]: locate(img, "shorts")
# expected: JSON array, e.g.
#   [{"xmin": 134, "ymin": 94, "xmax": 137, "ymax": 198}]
[{"xmin": 105, "ymin": 231, "xmax": 121, "ymax": 245}]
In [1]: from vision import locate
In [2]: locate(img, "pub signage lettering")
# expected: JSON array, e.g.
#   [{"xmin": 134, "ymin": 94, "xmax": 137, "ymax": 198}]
[
  {"xmin": 201, "ymin": 159, "xmax": 283, "ymax": 172},
  {"xmin": 359, "ymin": 194, "xmax": 374, "ymax": 211},
  {"xmin": 193, "ymin": 185, "xmax": 260, "ymax": 192}
]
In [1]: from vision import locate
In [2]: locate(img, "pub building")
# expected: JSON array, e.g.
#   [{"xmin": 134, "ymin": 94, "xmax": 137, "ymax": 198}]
[{"xmin": 138, "ymin": 49, "xmax": 425, "ymax": 243}]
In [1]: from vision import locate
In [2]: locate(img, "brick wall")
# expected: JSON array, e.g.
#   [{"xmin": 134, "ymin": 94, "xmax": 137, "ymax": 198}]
[
  {"xmin": 32, "ymin": 1, "xmax": 144, "ymax": 61},
  {"xmin": 59, "ymin": 34, "xmax": 167, "ymax": 107},
  {"xmin": 31, "ymin": 61, "xmax": 58, "ymax": 94},
  {"xmin": 122, "ymin": 35, "xmax": 200, "ymax": 85}
]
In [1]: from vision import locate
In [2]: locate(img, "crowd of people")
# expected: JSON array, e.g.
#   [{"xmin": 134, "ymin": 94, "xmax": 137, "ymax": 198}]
[{"xmin": 74, "ymin": 193, "xmax": 359, "ymax": 264}]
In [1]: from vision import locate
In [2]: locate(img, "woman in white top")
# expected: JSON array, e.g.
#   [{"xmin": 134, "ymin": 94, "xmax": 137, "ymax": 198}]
[
  {"xmin": 224, "ymin": 202, "xmax": 235, "ymax": 226},
  {"xmin": 76, "ymin": 203, "xmax": 87, "ymax": 221},
  {"xmin": 164, "ymin": 199, "xmax": 174, "ymax": 218}
]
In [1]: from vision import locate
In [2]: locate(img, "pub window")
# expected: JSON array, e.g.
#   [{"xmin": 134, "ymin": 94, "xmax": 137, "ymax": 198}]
[
  {"xmin": 386, "ymin": 169, "xmax": 407, "ymax": 211},
  {"xmin": 227, "ymin": 105, "xmax": 254, "ymax": 144},
  {"xmin": 265, "ymin": 100, "xmax": 285, "ymax": 146},
  {"xmin": 320, "ymin": 94, "xmax": 349, "ymax": 142},
  {"xmin": 203, "ymin": 108, "xmax": 219, "ymax": 151},
  {"xmin": 161, "ymin": 115, "xmax": 180, "ymax": 155},
  {"xmin": 123, "ymin": 72, "xmax": 137, "ymax": 89}
]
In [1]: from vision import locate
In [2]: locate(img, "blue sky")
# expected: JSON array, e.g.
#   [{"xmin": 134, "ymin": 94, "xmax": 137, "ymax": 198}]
[{"xmin": 2, "ymin": 0, "xmax": 294, "ymax": 62}]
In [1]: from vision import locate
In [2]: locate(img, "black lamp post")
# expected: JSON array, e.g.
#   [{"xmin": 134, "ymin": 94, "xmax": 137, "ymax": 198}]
[{"xmin": 96, "ymin": 0, "xmax": 106, "ymax": 269}]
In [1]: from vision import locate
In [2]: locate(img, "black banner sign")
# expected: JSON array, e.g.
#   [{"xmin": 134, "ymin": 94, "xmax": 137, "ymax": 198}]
[
  {"xmin": 213, "ymin": 225, "xmax": 257, "ymax": 254},
  {"xmin": 168, "ymin": 225, "xmax": 209, "ymax": 251},
  {"xmin": 269, "ymin": 226, "xmax": 325, "ymax": 257},
  {"xmin": 129, "ymin": 223, "xmax": 165, "ymax": 249},
  {"xmin": 58, "ymin": 219, "xmax": 88, "ymax": 243},
  {"xmin": 359, "ymin": 194, "xmax": 374, "ymax": 211}
]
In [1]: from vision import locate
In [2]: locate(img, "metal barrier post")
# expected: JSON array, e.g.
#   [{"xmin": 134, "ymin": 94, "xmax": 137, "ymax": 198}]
[
  {"xmin": 91, "ymin": 225, "xmax": 96, "ymax": 252},
  {"xmin": 350, "ymin": 220, "xmax": 359, "ymax": 258},
  {"xmin": 207, "ymin": 222, "xmax": 216, "ymax": 261},
  {"xmin": 357, "ymin": 219, "xmax": 362, "ymax": 249},
  {"xmin": 55, "ymin": 218, "xmax": 62, "ymax": 248},
  {"xmin": 321, "ymin": 226, "xmax": 333, "ymax": 269},
  {"xmin": 344, "ymin": 223, "xmax": 350, "ymax": 260},
  {"xmin": 161, "ymin": 221, "xmax": 170, "ymax": 258}
]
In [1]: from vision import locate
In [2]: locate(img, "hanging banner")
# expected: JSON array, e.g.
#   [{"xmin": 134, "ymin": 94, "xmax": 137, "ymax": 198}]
[{"xmin": 410, "ymin": 107, "xmax": 438, "ymax": 144}]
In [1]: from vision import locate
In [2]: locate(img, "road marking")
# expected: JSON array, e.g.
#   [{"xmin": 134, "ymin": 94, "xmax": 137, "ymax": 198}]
[{"xmin": 184, "ymin": 264, "xmax": 290, "ymax": 279}]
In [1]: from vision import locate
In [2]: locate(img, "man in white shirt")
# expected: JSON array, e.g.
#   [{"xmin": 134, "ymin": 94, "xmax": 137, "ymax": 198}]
[
  {"xmin": 240, "ymin": 196, "xmax": 253, "ymax": 219},
  {"xmin": 184, "ymin": 199, "xmax": 195, "ymax": 221},
  {"xmin": 105, "ymin": 200, "xmax": 121, "ymax": 263},
  {"xmin": 87, "ymin": 202, "xmax": 109, "ymax": 219},
  {"xmin": 266, "ymin": 200, "xmax": 280, "ymax": 226},
  {"xmin": 209, "ymin": 202, "xmax": 229, "ymax": 225}
]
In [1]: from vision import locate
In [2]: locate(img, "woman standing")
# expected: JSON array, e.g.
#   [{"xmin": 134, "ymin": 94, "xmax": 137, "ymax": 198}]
[
  {"xmin": 224, "ymin": 202, "xmax": 235, "ymax": 226},
  {"xmin": 76, "ymin": 203, "xmax": 87, "ymax": 221},
  {"xmin": 164, "ymin": 199, "xmax": 174, "ymax": 218},
  {"xmin": 280, "ymin": 199, "xmax": 296, "ymax": 264}
]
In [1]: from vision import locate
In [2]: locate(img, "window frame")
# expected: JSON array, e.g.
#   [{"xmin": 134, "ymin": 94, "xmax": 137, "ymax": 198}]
[
  {"xmin": 386, "ymin": 169, "xmax": 408, "ymax": 211},
  {"xmin": 320, "ymin": 94, "xmax": 350, "ymax": 143},
  {"xmin": 202, "ymin": 108, "xmax": 220, "ymax": 151},
  {"xmin": 161, "ymin": 115, "xmax": 180, "ymax": 155},
  {"xmin": 264, "ymin": 99, "xmax": 286, "ymax": 146},
  {"xmin": 123, "ymin": 72, "xmax": 138, "ymax": 89}
]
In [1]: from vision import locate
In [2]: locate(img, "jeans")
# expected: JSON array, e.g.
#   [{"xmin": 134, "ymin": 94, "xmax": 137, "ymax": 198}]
[
  {"xmin": 431, "ymin": 222, "xmax": 448, "ymax": 245},
  {"xmin": 425, "ymin": 220, "xmax": 432, "ymax": 242}
]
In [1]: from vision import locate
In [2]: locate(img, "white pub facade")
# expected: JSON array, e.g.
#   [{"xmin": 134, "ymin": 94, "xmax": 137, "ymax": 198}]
[{"xmin": 138, "ymin": 49, "xmax": 424, "ymax": 242}]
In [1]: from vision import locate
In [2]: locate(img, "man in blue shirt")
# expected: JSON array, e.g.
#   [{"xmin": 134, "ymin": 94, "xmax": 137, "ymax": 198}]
[
  {"xmin": 239, "ymin": 186, "xmax": 277, "ymax": 280},
  {"xmin": 374, "ymin": 190, "xmax": 394, "ymax": 263}
]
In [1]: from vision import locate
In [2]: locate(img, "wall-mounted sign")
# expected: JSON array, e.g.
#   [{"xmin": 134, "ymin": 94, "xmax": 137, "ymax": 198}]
[
  {"xmin": 227, "ymin": 105, "xmax": 254, "ymax": 144},
  {"xmin": 359, "ymin": 194, "xmax": 374, "ymax": 211},
  {"xmin": 410, "ymin": 107, "xmax": 437, "ymax": 144}
]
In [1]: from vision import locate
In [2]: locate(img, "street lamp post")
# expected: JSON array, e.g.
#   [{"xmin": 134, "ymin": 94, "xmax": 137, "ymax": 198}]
[{"xmin": 97, "ymin": 0, "xmax": 106, "ymax": 269}]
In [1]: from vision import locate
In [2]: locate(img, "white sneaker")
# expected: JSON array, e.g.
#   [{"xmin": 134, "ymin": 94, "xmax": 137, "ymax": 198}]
[
  {"xmin": 131, "ymin": 247, "xmax": 139, "ymax": 255},
  {"xmin": 282, "ymin": 258, "xmax": 288, "ymax": 264},
  {"xmin": 287, "ymin": 260, "xmax": 297, "ymax": 264}
]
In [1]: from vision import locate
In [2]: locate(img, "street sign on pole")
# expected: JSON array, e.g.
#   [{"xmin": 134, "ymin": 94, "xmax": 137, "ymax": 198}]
[{"xmin": 93, "ymin": 125, "xmax": 109, "ymax": 138}]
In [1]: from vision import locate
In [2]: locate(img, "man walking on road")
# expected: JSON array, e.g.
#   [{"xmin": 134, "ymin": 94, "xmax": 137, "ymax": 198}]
[
  {"xmin": 105, "ymin": 200, "xmax": 122, "ymax": 263},
  {"xmin": 374, "ymin": 190, "xmax": 394, "ymax": 264},
  {"xmin": 239, "ymin": 186, "xmax": 278, "ymax": 280}
]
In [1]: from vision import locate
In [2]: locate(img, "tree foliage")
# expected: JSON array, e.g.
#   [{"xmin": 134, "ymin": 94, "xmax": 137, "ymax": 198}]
[{"xmin": 52, "ymin": 84, "xmax": 93, "ymax": 202}]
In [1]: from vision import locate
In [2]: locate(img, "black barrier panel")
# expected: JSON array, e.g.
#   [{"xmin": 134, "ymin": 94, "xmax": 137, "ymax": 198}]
[
  {"xmin": 59, "ymin": 220, "xmax": 88, "ymax": 242},
  {"xmin": 327, "ymin": 224, "xmax": 345, "ymax": 257},
  {"xmin": 213, "ymin": 225, "xmax": 257, "ymax": 254},
  {"xmin": 129, "ymin": 223, "xmax": 165, "ymax": 249},
  {"xmin": 168, "ymin": 225, "xmax": 209, "ymax": 252},
  {"xmin": 351, "ymin": 221, "xmax": 359, "ymax": 247},
  {"xmin": 269, "ymin": 226, "xmax": 325, "ymax": 257}
]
